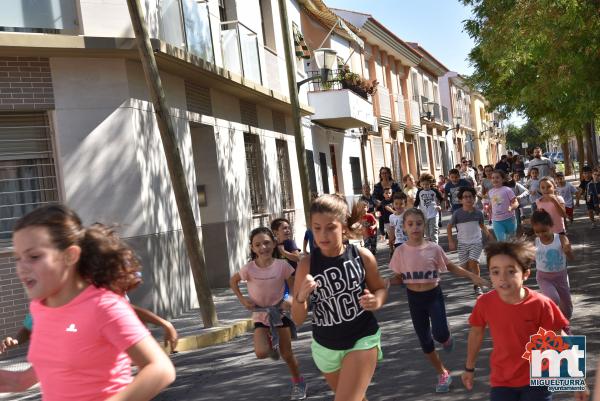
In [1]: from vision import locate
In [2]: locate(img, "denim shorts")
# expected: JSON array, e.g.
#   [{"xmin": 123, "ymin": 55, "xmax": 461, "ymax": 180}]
[{"xmin": 311, "ymin": 329, "xmax": 382, "ymax": 373}]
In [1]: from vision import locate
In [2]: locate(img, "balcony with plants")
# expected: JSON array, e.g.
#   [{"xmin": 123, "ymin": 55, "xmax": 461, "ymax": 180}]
[{"xmin": 306, "ymin": 65, "xmax": 377, "ymax": 130}]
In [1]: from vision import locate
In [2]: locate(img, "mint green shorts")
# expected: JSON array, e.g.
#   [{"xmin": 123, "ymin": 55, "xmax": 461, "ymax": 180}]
[{"xmin": 311, "ymin": 329, "xmax": 383, "ymax": 373}]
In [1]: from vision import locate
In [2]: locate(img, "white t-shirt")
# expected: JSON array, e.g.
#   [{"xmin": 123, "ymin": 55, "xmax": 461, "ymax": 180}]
[
  {"xmin": 389, "ymin": 212, "xmax": 407, "ymax": 245},
  {"xmin": 528, "ymin": 157, "xmax": 555, "ymax": 178},
  {"xmin": 535, "ymin": 234, "xmax": 567, "ymax": 272},
  {"xmin": 556, "ymin": 182, "xmax": 577, "ymax": 208}
]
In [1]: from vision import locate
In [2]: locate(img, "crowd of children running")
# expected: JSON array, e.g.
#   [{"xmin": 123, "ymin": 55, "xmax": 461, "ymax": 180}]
[{"xmin": 1, "ymin": 148, "xmax": 599, "ymax": 401}]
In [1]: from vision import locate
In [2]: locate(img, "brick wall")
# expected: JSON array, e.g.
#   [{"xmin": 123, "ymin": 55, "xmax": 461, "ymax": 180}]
[
  {"xmin": 0, "ymin": 251, "xmax": 27, "ymax": 340},
  {"xmin": 0, "ymin": 56, "xmax": 55, "ymax": 110}
]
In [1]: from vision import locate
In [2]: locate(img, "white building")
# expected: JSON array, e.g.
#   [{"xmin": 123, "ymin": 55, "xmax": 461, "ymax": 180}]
[{"xmin": 0, "ymin": 0, "xmax": 315, "ymax": 336}]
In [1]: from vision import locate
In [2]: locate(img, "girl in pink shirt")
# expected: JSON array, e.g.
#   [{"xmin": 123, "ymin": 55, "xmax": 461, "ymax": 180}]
[
  {"xmin": 388, "ymin": 208, "xmax": 488, "ymax": 393},
  {"xmin": 0, "ymin": 205, "xmax": 175, "ymax": 401},
  {"xmin": 230, "ymin": 227, "xmax": 306, "ymax": 399},
  {"xmin": 488, "ymin": 170, "xmax": 519, "ymax": 241},
  {"xmin": 535, "ymin": 177, "xmax": 567, "ymax": 234}
]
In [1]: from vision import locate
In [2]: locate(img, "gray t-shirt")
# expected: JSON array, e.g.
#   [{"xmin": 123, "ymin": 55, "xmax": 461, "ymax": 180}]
[
  {"xmin": 528, "ymin": 157, "xmax": 555, "ymax": 178},
  {"xmin": 450, "ymin": 208, "xmax": 484, "ymax": 244}
]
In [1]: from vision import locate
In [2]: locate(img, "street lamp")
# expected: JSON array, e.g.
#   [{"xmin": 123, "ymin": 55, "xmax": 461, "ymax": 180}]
[
  {"xmin": 445, "ymin": 116, "xmax": 461, "ymax": 133},
  {"xmin": 422, "ymin": 101, "xmax": 435, "ymax": 120},
  {"xmin": 297, "ymin": 47, "xmax": 338, "ymax": 90}
]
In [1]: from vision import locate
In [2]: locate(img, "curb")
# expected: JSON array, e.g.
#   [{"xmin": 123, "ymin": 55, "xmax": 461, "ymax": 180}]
[{"xmin": 161, "ymin": 318, "xmax": 253, "ymax": 354}]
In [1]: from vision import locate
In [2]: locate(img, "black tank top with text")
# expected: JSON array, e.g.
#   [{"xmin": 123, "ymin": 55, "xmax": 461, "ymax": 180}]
[{"xmin": 309, "ymin": 245, "xmax": 379, "ymax": 350}]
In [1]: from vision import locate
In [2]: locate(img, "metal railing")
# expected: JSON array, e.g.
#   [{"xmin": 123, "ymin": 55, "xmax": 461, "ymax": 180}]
[
  {"xmin": 0, "ymin": 0, "xmax": 78, "ymax": 34},
  {"xmin": 306, "ymin": 70, "xmax": 374, "ymax": 101},
  {"xmin": 221, "ymin": 20, "xmax": 262, "ymax": 85}
]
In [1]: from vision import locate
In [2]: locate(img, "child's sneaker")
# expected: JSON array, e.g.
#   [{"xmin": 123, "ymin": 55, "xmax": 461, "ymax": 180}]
[
  {"xmin": 290, "ymin": 379, "xmax": 307, "ymax": 400},
  {"xmin": 435, "ymin": 370, "xmax": 452, "ymax": 393},
  {"xmin": 442, "ymin": 336, "xmax": 454, "ymax": 353}
]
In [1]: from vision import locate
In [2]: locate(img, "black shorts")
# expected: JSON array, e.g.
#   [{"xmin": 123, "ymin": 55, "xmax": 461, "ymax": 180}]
[
  {"xmin": 254, "ymin": 316, "xmax": 293, "ymax": 329},
  {"xmin": 586, "ymin": 202, "xmax": 599, "ymax": 212}
]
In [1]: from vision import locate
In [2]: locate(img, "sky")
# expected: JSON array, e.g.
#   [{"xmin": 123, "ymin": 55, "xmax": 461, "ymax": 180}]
[{"xmin": 323, "ymin": 0, "xmax": 526, "ymax": 126}]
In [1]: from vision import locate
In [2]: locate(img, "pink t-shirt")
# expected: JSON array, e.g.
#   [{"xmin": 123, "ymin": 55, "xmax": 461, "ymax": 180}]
[
  {"xmin": 389, "ymin": 242, "xmax": 449, "ymax": 284},
  {"xmin": 239, "ymin": 259, "xmax": 294, "ymax": 325},
  {"xmin": 536, "ymin": 195, "xmax": 566, "ymax": 233},
  {"xmin": 28, "ymin": 285, "xmax": 149, "ymax": 401},
  {"xmin": 489, "ymin": 186, "xmax": 516, "ymax": 221}
]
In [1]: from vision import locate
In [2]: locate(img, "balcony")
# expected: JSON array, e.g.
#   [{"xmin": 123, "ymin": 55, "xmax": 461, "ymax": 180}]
[
  {"xmin": 409, "ymin": 100, "xmax": 421, "ymax": 129},
  {"xmin": 390, "ymin": 98, "xmax": 406, "ymax": 131},
  {"xmin": 221, "ymin": 20, "xmax": 262, "ymax": 85},
  {"xmin": 1, "ymin": 0, "xmax": 78, "ymax": 33},
  {"xmin": 307, "ymin": 86, "xmax": 374, "ymax": 130}
]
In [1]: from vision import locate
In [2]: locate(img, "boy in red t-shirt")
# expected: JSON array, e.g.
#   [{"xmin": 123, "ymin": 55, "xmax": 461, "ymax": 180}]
[
  {"xmin": 359, "ymin": 200, "xmax": 378, "ymax": 256},
  {"xmin": 461, "ymin": 239, "xmax": 587, "ymax": 401}
]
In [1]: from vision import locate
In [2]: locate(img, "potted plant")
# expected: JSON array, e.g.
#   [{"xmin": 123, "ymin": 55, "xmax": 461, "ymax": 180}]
[{"xmin": 337, "ymin": 65, "xmax": 378, "ymax": 100}]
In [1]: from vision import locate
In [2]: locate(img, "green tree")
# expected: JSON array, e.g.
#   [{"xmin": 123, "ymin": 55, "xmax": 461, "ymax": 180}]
[{"xmin": 462, "ymin": 0, "xmax": 600, "ymax": 167}]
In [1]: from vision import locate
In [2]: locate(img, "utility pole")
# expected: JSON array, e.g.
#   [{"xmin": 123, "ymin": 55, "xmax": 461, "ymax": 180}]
[
  {"xmin": 126, "ymin": 0, "xmax": 218, "ymax": 327},
  {"xmin": 278, "ymin": 0, "xmax": 312, "ymax": 227}
]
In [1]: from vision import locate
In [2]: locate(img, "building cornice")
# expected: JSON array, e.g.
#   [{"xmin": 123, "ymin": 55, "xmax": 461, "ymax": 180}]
[{"xmin": 362, "ymin": 20, "xmax": 421, "ymax": 66}]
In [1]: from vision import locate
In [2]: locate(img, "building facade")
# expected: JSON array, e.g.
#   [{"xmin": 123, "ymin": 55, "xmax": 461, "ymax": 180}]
[{"xmin": 0, "ymin": 0, "xmax": 314, "ymax": 338}]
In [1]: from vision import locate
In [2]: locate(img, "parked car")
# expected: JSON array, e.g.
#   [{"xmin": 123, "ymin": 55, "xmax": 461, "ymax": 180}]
[{"xmin": 553, "ymin": 152, "xmax": 564, "ymax": 164}]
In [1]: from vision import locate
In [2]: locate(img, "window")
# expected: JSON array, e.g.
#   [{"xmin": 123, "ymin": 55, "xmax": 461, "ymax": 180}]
[
  {"xmin": 319, "ymin": 152, "xmax": 329, "ymax": 194},
  {"xmin": 349, "ymin": 157, "xmax": 362, "ymax": 195},
  {"xmin": 422, "ymin": 79, "xmax": 430, "ymax": 100},
  {"xmin": 0, "ymin": 113, "xmax": 59, "ymax": 247},
  {"xmin": 243, "ymin": 133, "xmax": 266, "ymax": 214},
  {"xmin": 411, "ymin": 71, "xmax": 420, "ymax": 101},
  {"xmin": 305, "ymin": 150, "xmax": 318, "ymax": 196},
  {"xmin": 218, "ymin": 0, "xmax": 227, "ymax": 22},
  {"xmin": 259, "ymin": 0, "xmax": 276, "ymax": 50},
  {"xmin": 276, "ymin": 139, "xmax": 294, "ymax": 210},
  {"xmin": 433, "ymin": 138, "xmax": 441, "ymax": 167},
  {"xmin": 418, "ymin": 135, "xmax": 429, "ymax": 168}
]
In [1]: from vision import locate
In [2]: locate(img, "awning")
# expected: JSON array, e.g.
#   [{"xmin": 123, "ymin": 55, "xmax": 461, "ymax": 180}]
[
  {"xmin": 292, "ymin": 23, "xmax": 311, "ymax": 59},
  {"xmin": 338, "ymin": 18, "xmax": 364, "ymax": 50}
]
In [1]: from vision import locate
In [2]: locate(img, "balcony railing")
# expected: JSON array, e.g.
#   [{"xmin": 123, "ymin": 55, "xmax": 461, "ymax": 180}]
[
  {"xmin": 221, "ymin": 20, "xmax": 262, "ymax": 85},
  {"xmin": 421, "ymin": 96, "xmax": 429, "ymax": 115},
  {"xmin": 307, "ymin": 70, "xmax": 375, "ymax": 101},
  {"xmin": 1, "ymin": 0, "xmax": 78, "ymax": 33}
]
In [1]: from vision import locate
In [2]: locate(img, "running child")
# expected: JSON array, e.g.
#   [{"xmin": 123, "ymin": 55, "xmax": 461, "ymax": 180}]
[
  {"xmin": 359, "ymin": 201, "xmax": 378, "ymax": 256},
  {"xmin": 526, "ymin": 167, "xmax": 542, "ymax": 212},
  {"xmin": 389, "ymin": 192, "xmax": 408, "ymax": 256},
  {"xmin": 447, "ymin": 187, "xmax": 492, "ymax": 296},
  {"xmin": 403, "ymin": 173, "xmax": 418, "ymax": 208},
  {"xmin": 575, "ymin": 165, "xmax": 592, "ymax": 207},
  {"xmin": 555, "ymin": 171, "xmax": 577, "ymax": 224},
  {"xmin": 388, "ymin": 208, "xmax": 488, "ymax": 393},
  {"xmin": 462, "ymin": 239, "xmax": 575, "ymax": 401},
  {"xmin": 489, "ymin": 170, "xmax": 519, "ymax": 241},
  {"xmin": 272, "ymin": 217, "xmax": 301, "ymax": 299},
  {"xmin": 292, "ymin": 194, "xmax": 387, "ymax": 401},
  {"xmin": 535, "ymin": 177, "xmax": 566, "ymax": 234},
  {"xmin": 531, "ymin": 210, "xmax": 574, "ymax": 320},
  {"xmin": 230, "ymin": 227, "xmax": 306, "ymax": 400},
  {"xmin": 0, "ymin": 205, "xmax": 175, "ymax": 399},
  {"xmin": 585, "ymin": 167, "xmax": 600, "ymax": 228},
  {"xmin": 445, "ymin": 169, "xmax": 472, "ymax": 213},
  {"xmin": 481, "ymin": 165, "xmax": 495, "ymax": 224},
  {"xmin": 414, "ymin": 173, "xmax": 443, "ymax": 243},
  {"xmin": 376, "ymin": 187, "xmax": 394, "ymax": 241}
]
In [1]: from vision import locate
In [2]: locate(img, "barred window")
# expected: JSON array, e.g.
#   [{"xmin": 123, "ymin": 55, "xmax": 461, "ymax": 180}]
[
  {"xmin": 0, "ymin": 113, "xmax": 59, "ymax": 247},
  {"xmin": 244, "ymin": 132, "xmax": 266, "ymax": 214},
  {"xmin": 275, "ymin": 139, "xmax": 294, "ymax": 210}
]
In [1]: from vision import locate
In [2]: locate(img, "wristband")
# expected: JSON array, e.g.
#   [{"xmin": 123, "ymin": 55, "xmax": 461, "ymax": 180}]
[{"xmin": 464, "ymin": 366, "xmax": 475, "ymax": 373}]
